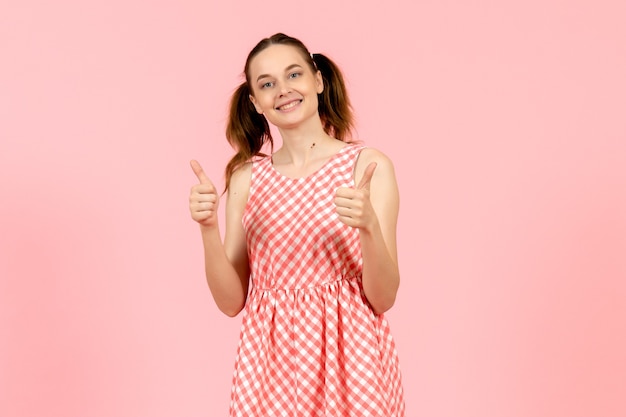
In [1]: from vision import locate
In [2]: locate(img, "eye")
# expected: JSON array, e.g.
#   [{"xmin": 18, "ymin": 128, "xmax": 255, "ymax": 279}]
[
  {"xmin": 289, "ymin": 72, "xmax": 301, "ymax": 79},
  {"xmin": 260, "ymin": 81, "xmax": 274, "ymax": 89}
]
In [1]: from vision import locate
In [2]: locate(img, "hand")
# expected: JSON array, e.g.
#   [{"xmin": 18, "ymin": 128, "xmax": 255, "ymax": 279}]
[
  {"xmin": 334, "ymin": 162, "xmax": 378, "ymax": 230},
  {"xmin": 189, "ymin": 160, "xmax": 219, "ymax": 228}
]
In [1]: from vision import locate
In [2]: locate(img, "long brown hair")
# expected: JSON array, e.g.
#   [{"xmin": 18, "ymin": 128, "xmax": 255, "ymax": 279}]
[{"xmin": 224, "ymin": 33, "xmax": 355, "ymax": 190}]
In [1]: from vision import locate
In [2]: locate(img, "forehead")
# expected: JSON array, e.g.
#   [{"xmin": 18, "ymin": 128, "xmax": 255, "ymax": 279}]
[{"xmin": 248, "ymin": 44, "xmax": 309, "ymax": 77}]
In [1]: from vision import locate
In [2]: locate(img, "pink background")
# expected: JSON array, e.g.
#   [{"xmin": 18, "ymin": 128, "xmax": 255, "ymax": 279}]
[{"xmin": 1, "ymin": 1, "xmax": 625, "ymax": 416}]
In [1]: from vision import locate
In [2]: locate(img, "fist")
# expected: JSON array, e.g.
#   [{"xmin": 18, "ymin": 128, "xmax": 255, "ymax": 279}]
[
  {"xmin": 334, "ymin": 162, "xmax": 378, "ymax": 230},
  {"xmin": 189, "ymin": 159, "xmax": 219, "ymax": 227}
]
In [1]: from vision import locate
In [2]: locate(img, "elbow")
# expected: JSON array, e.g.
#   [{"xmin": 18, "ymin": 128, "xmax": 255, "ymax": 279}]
[
  {"xmin": 370, "ymin": 294, "xmax": 397, "ymax": 315},
  {"xmin": 365, "ymin": 276, "xmax": 400, "ymax": 315},
  {"xmin": 215, "ymin": 297, "xmax": 246, "ymax": 317},
  {"xmin": 207, "ymin": 277, "xmax": 248, "ymax": 318},
  {"xmin": 220, "ymin": 304, "xmax": 243, "ymax": 317}
]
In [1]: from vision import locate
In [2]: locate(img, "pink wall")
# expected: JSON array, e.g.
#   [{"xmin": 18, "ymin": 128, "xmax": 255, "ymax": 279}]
[{"xmin": 1, "ymin": 1, "xmax": 625, "ymax": 416}]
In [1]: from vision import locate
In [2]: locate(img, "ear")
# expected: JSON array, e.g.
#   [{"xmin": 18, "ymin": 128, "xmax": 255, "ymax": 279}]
[
  {"xmin": 249, "ymin": 94, "xmax": 263, "ymax": 114},
  {"xmin": 315, "ymin": 70, "xmax": 324, "ymax": 94}
]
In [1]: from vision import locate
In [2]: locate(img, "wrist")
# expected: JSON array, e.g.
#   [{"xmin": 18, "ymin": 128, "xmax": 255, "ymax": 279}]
[
  {"xmin": 358, "ymin": 217, "xmax": 380, "ymax": 237},
  {"xmin": 199, "ymin": 223, "xmax": 219, "ymax": 234}
]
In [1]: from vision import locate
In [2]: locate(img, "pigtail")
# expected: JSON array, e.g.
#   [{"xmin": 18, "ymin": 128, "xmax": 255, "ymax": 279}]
[
  {"xmin": 311, "ymin": 53, "xmax": 355, "ymax": 141},
  {"xmin": 224, "ymin": 82, "xmax": 273, "ymax": 191}
]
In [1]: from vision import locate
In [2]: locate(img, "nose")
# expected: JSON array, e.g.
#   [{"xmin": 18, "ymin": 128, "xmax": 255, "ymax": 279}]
[{"xmin": 277, "ymin": 81, "xmax": 291, "ymax": 96}]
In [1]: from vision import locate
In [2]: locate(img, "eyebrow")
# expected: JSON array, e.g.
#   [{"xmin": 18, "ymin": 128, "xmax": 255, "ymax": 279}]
[{"xmin": 256, "ymin": 64, "xmax": 303, "ymax": 82}]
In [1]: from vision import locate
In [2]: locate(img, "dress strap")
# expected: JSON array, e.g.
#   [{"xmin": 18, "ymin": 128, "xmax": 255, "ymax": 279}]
[
  {"xmin": 346, "ymin": 143, "xmax": 367, "ymax": 183},
  {"xmin": 247, "ymin": 155, "xmax": 272, "ymax": 202}
]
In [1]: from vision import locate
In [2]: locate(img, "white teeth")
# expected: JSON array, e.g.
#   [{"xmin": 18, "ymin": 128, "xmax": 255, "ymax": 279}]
[{"xmin": 279, "ymin": 101, "xmax": 299, "ymax": 110}]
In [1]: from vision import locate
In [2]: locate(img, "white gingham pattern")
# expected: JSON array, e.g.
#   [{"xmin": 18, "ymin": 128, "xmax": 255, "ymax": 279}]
[{"xmin": 232, "ymin": 144, "xmax": 405, "ymax": 416}]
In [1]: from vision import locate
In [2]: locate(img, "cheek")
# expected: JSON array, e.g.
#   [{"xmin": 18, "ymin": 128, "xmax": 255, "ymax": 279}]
[
  {"xmin": 310, "ymin": 91, "xmax": 321, "ymax": 108},
  {"xmin": 252, "ymin": 95, "xmax": 271, "ymax": 111},
  {"xmin": 258, "ymin": 91, "xmax": 275, "ymax": 105}
]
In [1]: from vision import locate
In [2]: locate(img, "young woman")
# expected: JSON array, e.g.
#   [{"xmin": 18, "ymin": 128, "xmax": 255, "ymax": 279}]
[{"xmin": 189, "ymin": 33, "xmax": 405, "ymax": 417}]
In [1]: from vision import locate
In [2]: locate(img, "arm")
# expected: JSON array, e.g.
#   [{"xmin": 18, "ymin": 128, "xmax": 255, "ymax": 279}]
[
  {"xmin": 189, "ymin": 161, "xmax": 252, "ymax": 317},
  {"xmin": 334, "ymin": 149, "xmax": 400, "ymax": 314}
]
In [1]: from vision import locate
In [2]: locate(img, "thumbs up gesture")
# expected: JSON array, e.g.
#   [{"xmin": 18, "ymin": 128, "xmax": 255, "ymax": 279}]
[
  {"xmin": 334, "ymin": 162, "xmax": 378, "ymax": 230},
  {"xmin": 189, "ymin": 160, "xmax": 219, "ymax": 228}
]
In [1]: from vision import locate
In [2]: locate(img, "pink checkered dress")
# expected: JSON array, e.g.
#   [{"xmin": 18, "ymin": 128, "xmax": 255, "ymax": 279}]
[{"xmin": 232, "ymin": 144, "xmax": 405, "ymax": 416}]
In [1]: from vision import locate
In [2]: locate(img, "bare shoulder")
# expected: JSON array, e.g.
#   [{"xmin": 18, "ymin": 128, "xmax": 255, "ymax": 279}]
[
  {"xmin": 227, "ymin": 162, "xmax": 252, "ymax": 204},
  {"xmin": 355, "ymin": 147, "xmax": 397, "ymax": 182},
  {"xmin": 354, "ymin": 146, "xmax": 400, "ymax": 225}
]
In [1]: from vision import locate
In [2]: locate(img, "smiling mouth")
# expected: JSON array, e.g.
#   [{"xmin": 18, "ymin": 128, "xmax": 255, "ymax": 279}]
[{"xmin": 277, "ymin": 100, "xmax": 302, "ymax": 111}]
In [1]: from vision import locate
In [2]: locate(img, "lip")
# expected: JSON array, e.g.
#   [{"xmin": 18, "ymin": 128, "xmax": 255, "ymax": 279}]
[{"xmin": 275, "ymin": 99, "xmax": 302, "ymax": 112}]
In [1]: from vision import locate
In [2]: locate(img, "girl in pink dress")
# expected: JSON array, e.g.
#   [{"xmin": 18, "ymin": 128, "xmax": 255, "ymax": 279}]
[{"xmin": 189, "ymin": 33, "xmax": 405, "ymax": 417}]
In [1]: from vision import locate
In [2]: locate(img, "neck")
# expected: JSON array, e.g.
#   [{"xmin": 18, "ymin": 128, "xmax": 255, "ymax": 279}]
[
  {"xmin": 275, "ymin": 125, "xmax": 337, "ymax": 167},
  {"xmin": 276, "ymin": 114, "xmax": 325, "ymax": 151}
]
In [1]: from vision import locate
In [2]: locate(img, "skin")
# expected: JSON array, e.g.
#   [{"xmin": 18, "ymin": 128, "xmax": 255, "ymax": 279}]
[{"xmin": 189, "ymin": 44, "xmax": 400, "ymax": 316}]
